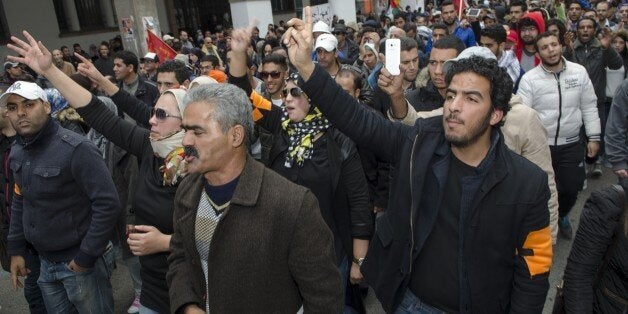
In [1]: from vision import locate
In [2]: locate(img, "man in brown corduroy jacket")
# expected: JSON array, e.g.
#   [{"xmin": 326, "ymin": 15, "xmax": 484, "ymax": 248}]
[{"xmin": 166, "ymin": 83, "xmax": 343, "ymax": 314}]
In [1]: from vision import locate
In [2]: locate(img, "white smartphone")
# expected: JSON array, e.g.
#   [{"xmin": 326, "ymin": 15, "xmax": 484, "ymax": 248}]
[{"xmin": 385, "ymin": 39, "xmax": 401, "ymax": 76}]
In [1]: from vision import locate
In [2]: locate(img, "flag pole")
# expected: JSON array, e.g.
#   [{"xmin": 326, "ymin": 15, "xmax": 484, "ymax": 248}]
[{"xmin": 458, "ymin": 0, "xmax": 463, "ymax": 21}]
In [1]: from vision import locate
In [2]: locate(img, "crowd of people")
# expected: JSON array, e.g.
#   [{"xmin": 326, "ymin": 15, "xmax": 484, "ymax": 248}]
[{"xmin": 0, "ymin": 0, "xmax": 626, "ymax": 313}]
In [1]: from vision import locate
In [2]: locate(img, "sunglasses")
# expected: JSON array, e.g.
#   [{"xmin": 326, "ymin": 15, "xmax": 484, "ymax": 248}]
[
  {"xmin": 259, "ymin": 71, "xmax": 282, "ymax": 79},
  {"xmin": 282, "ymin": 87, "xmax": 306, "ymax": 98},
  {"xmin": 151, "ymin": 107, "xmax": 182, "ymax": 121}
]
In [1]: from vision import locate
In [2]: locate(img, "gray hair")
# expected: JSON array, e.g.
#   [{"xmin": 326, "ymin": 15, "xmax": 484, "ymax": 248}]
[{"xmin": 182, "ymin": 83, "xmax": 254, "ymax": 146}]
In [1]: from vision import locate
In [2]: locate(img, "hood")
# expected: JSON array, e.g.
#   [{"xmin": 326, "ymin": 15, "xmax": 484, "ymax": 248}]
[
  {"xmin": 514, "ymin": 11, "xmax": 545, "ymax": 65},
  {"xmin": 520, "ymin": 11, "xmax": 545, "ymax": 34}
]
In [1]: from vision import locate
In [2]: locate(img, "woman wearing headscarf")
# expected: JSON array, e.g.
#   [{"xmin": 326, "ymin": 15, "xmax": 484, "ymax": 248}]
[
  {"xmin": 228, "ymin": 28, "xmax": 373, "ymax": 312},
  {"xmin": 8, "ymin": 31, "xmax": 188, "ymax": 314}
]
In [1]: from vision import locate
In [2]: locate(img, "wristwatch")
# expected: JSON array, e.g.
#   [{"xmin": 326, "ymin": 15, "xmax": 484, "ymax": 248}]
[{"xmin": 352, "ymin": 257, "xmax": 365, "ymax": 267}]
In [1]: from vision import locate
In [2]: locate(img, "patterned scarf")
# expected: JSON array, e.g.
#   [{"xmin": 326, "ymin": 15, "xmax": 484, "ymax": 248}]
[{"xmin": 281, "ymin": 106, "xmax": 331, "ymax": 168}]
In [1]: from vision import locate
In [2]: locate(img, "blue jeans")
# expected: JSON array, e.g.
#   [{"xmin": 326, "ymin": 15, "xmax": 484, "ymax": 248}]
[
  {"xmin": 23, "ymin": 248, "xmax": 46, "ymax": 314},
  {"xmin": 37, "ymin": 244, "xmax": 114, "ymax": 314},
  {"xmin": 394, "ymin": 290, "xmax": 445, "ymax": 314}
]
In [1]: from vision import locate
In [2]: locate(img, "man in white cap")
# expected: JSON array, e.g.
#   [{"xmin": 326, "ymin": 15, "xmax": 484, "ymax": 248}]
[
  {"xmin": 314, "ymin": 33, "xmax": 341, "ymax": 77},
  {"xmin": 313, "ymin": 20, "xmax": 331, "ymax": 41},
  {"xmin": 2, "ymin": 62, "xmax": 23, "ymax": 87},
  {"xmin": 142, "ymin": 52, "xmax": 160, "ymax": 82},
  {"xmin": 1, "ymin": 80, "xmax": 120, "ymax": 313}
]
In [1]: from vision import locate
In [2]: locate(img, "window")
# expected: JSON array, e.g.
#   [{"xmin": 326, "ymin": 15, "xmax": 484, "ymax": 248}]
[
  {"xmin": 0, "ymin": 1, "xmax": 9, "ymax": 44},
  {"xmin": 53, "ymin": 0, "xmax": 117, "ymax": 34},
  {"xmin": 272, "ymin": 0, "xmax": 295, "ymax": 12}
]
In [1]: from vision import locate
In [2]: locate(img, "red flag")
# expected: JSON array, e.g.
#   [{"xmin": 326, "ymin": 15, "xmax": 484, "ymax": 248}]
[
  {"xmin": 146, "ymin": 31, "xmax": 177, "ymax": 62},
  {"xmin": 453, "ymin": 0, "xmax": 468, "ymax": 20}
]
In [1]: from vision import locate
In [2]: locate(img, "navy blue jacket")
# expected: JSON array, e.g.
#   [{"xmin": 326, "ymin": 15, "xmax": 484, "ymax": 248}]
[
  {"xmin": 7, "ymin": 119, "xmax": 120, "ymax": 268},
  {"xmin": 300, "ymin": 65, "xmax": 552, "ymax": 313}
]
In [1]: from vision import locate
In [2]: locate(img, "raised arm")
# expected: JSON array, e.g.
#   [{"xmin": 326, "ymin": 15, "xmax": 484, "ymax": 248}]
[
  {"xmin": 7, "ymin": 31, "xmax": 149, "ymax": 156},
  {"xmin": 7, "ymin": 31, "xmax": 92, "ymax": 108},
  {"xmin": 77, "ymin": 58, "xmax": 152, "ymax": 126},
  {"xmin": 229, "ymin": 26, "xmax": 284, "ymax": 134},
  {"xmin": 283, "ymin": 7, "xmax": 411, "ymax": 162}
]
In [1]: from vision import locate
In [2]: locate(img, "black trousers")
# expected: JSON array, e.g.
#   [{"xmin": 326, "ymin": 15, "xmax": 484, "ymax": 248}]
[{"xmin": 550, "ymin": 142, "xmax": 585, "ymax": 218}]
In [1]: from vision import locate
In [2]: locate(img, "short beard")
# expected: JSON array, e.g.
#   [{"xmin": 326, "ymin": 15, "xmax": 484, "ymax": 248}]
[
  {"xmin": 541, "ymin": 57, "xmax": 562, "ymax": 68},
  {"xmin": 522, "ymin": 37, "xmax": 536, "ymax": 46},
  {"xmin": 445, "ymin": 109, "xmax": 493, "ymax": 148}
]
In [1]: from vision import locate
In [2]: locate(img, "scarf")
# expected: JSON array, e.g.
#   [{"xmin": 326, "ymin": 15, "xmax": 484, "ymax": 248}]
[
  {"xmin": 151, "ymin": 130, "xmax": 186, "ymax": 185},
  {"xmin": 281, "ymin": 106, "xmax": 331, "ymax": 168}
]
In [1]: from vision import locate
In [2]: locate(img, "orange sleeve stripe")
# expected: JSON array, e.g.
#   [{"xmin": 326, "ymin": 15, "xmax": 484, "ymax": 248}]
[
  {"xmin": 521, "ymin": 225, "xmax": 553, "ymax": 276},
  {"xmin": 13, "ymin": 183, "xmax": 21, "ymax": 196},
  {"xmin": 249, "ymin": 91, "xmax": 272, "ymax": 122}
]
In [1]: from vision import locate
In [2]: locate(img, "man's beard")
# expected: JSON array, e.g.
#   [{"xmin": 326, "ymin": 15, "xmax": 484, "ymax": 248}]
[
  {"xmin": 444, "ymin": 109, "xmax": 493, "ymax": 148},
  {"xmin": 541, "ymin": 57, "xmax": 562, "ymax": 68},
  {"xmin": 522, "ymin": 37, "xmax": 536, "ymax": 45}
]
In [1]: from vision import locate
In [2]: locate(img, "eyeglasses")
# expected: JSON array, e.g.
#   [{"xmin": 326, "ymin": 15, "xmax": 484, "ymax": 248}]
[
  {"xmin": 259, "ymin": 71, "xmax": 282, "ymax": 79},
  {"xmin": 282, "ymin": 87, "xmax": 306, "ymax": 98},
  {"xmin": 151, "ymin": 107, "xmax": 182, "ymax": 120},
  {"xmin": 332, "ymin": 32, "xmax": 344, "ymax": 35}
]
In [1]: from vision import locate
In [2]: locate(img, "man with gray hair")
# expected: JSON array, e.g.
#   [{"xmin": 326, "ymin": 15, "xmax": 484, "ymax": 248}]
[{"xmin": 166, "ymin": 83, "xmax": 343, "ymax": 313}]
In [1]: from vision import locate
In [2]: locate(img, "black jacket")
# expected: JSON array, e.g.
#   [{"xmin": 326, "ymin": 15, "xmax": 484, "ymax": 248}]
[
  {"xmin": 7, "ymin": 119, "xmax": 120, "ymax": 267},
  {"xmin": 563, "ymin": 185, "xmax": 627, "ymax": 313},
  {"xmin": 565, "ymin": 38, "xmax": 623, "ymax": 104},
  {"xmin": 231, "ymin": 74, "xmax": 373, "ymax": 265},
  {"xmin": 300, "ymin": 65, "xmax": 552, "ymax": 313},
  {"xmin": 117, "ymin": 75, "xmax": 160, "ymax": 109},
  {"xmin": 76, "ymin": 94, "xmax": 178, "ymax": 313}
]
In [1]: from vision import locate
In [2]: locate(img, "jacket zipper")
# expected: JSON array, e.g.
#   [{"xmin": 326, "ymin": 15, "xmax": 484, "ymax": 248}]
[
  {"xmin": 407, "ymin": 133, "xmax": 420, "ymax": 274},
  {"xmin": 554, "ymin": 74, "xmax": 562, "ymax": 146}
]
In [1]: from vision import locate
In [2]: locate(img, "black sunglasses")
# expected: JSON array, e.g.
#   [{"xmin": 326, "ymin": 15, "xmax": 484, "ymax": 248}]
[
  {"xmin": 151, "ymin": 107, "xmax": 182, "ymax": 121},
  {"xmin": 259, "ymin": 71, "xmax": 282, "ymax": 79},
  {"xmin": 282, "ymin": 87, "xmax": 306, "ymax": 98}
]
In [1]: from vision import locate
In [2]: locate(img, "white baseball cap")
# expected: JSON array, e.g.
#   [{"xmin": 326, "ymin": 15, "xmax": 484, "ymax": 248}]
[
  {"xmin": 313, "ymin": 21, "xmax": 331, "ymax": 34},
  {"xmin": 314, "ymin": 33, "xmax": 338, "ymax": 52},
  {"xmin": 0, "ymin": 81, "xmax": 48, "ymax": 107},
  {"xmin": 443, "ymin": 46, "xmax": 496, "ymax": 73},
  {"xmin": 143, "ymin": 52, "xmax": 159, "ymax": 62}
]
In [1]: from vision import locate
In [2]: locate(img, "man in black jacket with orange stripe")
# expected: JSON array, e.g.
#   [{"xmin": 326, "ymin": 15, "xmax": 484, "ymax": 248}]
[{"xmin": 283, "ymin": 8, "xmax": 553, "ymax": 312}]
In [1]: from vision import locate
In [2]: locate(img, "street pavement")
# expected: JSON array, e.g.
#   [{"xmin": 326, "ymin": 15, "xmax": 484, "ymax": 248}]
[{"xmin": 0, "ymin": 167, "xmax": 621, "ymax": 313}]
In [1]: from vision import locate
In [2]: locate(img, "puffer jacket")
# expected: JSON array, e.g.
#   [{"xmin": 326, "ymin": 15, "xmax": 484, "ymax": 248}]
[
  {"xmin": 517, "ymin": 58, "xmax": 601, "ymax": 146},
  {"xmin": 563, "ymin": 185, "xmax": 627, "ymax": 313}
]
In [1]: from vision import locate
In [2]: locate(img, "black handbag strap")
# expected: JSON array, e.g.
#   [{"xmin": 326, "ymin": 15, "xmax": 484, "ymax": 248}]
[{"xmin": 593, "ymin": 184, "xmax": 626, "ymax": 289}]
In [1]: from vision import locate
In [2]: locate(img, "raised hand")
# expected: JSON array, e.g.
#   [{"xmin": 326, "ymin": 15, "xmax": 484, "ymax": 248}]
[
  {"xmin": 283, "ymin": 6, "xmax": 315, "ymax": 79},
  {"xmin": 75, "ymin": 53, "xmax": 104, "ymax": 82},
  {"xmin": 6, "ymin": 30, "xmax": 54, "ymax": 75},
  {"xmin": 377, "ymin": 66, "xmax": 404, "ymax": 97},
  {"xmin": 231, "ymin": 20, "xmax": 258, "ymax": 53}
]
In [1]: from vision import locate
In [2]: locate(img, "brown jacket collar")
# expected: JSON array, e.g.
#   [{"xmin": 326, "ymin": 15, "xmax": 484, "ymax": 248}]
[{"xmin": 179, "ymin": 154, "xmax": 263, "ymax": 210}]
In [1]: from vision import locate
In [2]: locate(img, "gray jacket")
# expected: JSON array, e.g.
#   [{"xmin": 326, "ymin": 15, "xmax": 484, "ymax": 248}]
[
  {"xmin": 605, "ymin": 78, "xmax": 628, "ymax": 172},
  {"xmin": 7, "ymin": 119, "xmax": 120, "ymax": 268}
]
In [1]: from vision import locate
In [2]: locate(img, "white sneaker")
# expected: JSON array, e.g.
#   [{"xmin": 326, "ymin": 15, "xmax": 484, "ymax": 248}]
[{"xmin": 127, "ymin": 294, "xmax": 140, "ymax": 314}]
